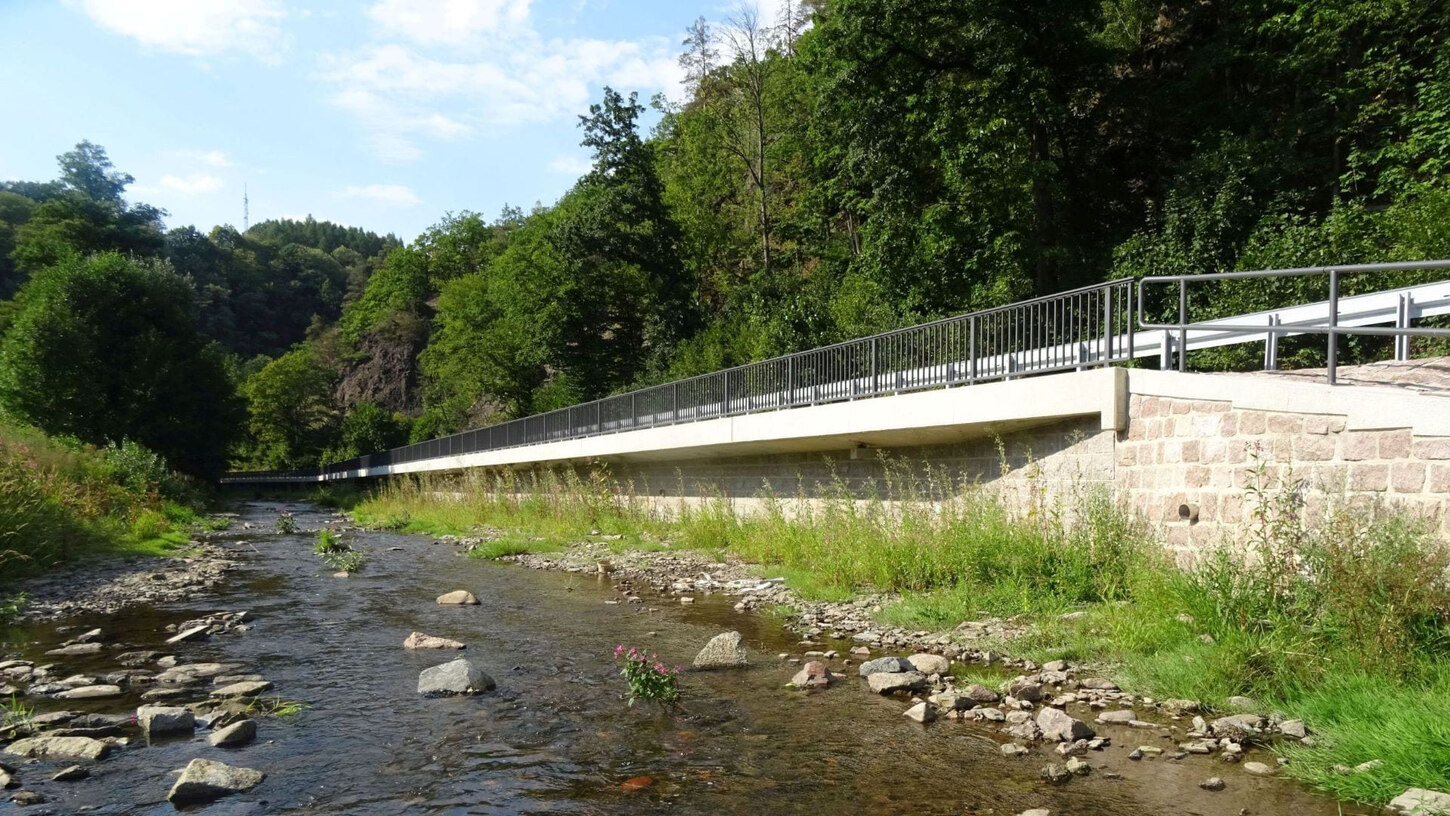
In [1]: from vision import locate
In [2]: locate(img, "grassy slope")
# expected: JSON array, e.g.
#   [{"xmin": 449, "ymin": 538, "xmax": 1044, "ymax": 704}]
[
  {"xmin": 0, "ymin": 421, "xmax": 199, "ymax": 594},
  {"xmin": 349, "ymin": 466, "xmax": 1450, "ymax": 806}
]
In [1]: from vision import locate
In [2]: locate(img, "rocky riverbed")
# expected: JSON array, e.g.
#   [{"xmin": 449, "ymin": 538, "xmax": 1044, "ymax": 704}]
[{"xmin": 0, "ymin": 503, "xmax": 1402, "ymax": 814}]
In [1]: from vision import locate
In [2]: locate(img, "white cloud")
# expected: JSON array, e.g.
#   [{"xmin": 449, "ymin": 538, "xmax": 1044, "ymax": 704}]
[
  {"xmin": 134, "ymin": 173, "xmax": 226, "ymax": 196},
  {"xmin": 366, "ymin": 0, "xmax": 533, "ymax": 46},
  {"xmin": 343, "ymin": 184, "xmax": 422, "ymax": 207},
  {"xmin": 175, "ymin": 149, "xmax": 233, "ymax": 168},
  {"xmin": 319, "ymin": 0, "xmax": 684, "ymax": 161},
  {"xmin": 68, "ymin": 0, "xmax": 290, "ymax": 62},
  {"xmin": 547, "ymin": 154, "xmax": 593, "ymax": 176}
]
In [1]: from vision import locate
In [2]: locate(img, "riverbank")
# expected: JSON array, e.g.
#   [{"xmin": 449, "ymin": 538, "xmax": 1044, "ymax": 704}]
[
  {"xmin": 349, "ymin": 466, "xmax": 1450, "ymax": 809},
  {"xmin": 0, "ymin": 421, "xmax": 211, "ymax": 613}
]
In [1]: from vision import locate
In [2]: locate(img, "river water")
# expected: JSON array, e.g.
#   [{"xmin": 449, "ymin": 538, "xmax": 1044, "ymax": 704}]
[{"xmin": 1, "ymin": 502, "xmax": 1367, "ymax": 815}]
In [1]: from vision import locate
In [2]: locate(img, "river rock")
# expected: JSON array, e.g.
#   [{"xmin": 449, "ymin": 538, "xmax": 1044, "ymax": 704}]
[
  {"xmin": 52, "ymin": 765, "xmax": 88, "ymax": 782},
  {"xmin": 857, "ymin": 656, "xmax": 913, "ymax": 677},
  {"xmin": 137, "ymin": 705, "xmax": 195, "ymax": 737},
  {"xmin": 44, "ymin": 643, "xmax": 101, "ymax": 657},
  {"xmin": 1041, "ymin": 763, "xmax": 1072, "ymax": 783},
  {"xmin": 1096, "ymin": 709, "xmax": 1136, "ymax": 724},
  {"xmin": 692, "ymin": 632, "xmax": 748, "ymax": 669},
  {"xmin": 4, "ymin": 736, "xmax": 111, "ymax": 760},
  {"xmin": 1242, "ymin": 761, "xmax": 1275, "ymax": 776},
  {"xmin": 436, "ymin": 590, "xmax": 480, "ymax": 605},
  {"xmin": 166, "ymin": 758, "xmax": 265, "ymax": 805},
  {"xmin": 1008, "ymin": 680, "xmax": 1043, "ymax": 702},
  {"xmin": 404, "ymin": 632, "xmax": 466, "ymax": 650},
  {"xmin": 54, "ymin": 685, "xmax": 122, "ymax": 700},
  {"xmin": 867, "ymin": 671, "xmax": 929, "ymax": 695},
  {"xmin": 961, "ymin": 683, "xmax": 999, "ymax": 703},
  {"xmin": 1037, "ymin": 707, "xmax": 1095, "ymax": 742},
  {"xmin": 418, "ymin": 658, "xmax": 495, "ymax": 696},
  {"xmin": 907, "ymin": 653, "xmax": 950, "ymax": 675},
  {"xmin": 209, "ymin": 719, "xmax": 257, "ymax": 748},
  {"xmin": 10, "ymin": 790, "xmax": 43, "ymax": 805},
  {"xmin": 1388, "ymin": 788, "xmax": 1450, "ymax": 815},
  {"xmin": 789, "ymin": 661, "xmax": 836, "ymax": 689},
  {"xmin": 1212, "ymin": 714, "xmax": 1265, "ymax": 740},
  {"xmin": 903, "ymin": 702, "xmax": 935, "ymax": 723},
  {"xmin": 213, "ymin": 680, "xmax": 272, "ymax": 698},
  {"xmin": 166, "ymin": 624, "xmax": 211, "ymax": 644},
  {"xmin": 0, "ymin": 768, "xmax": 12, "ymax": 788},
  {"xmin": 1279, "ymin": 719, "xmax": 1308, "ymax": 739},
  {"xmin": 1200, "ymin": 777, "xmax": 1226, "ymax": 791}
]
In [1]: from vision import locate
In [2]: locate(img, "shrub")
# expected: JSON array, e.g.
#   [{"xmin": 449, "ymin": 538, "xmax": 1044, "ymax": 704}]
[{"xmin": 614, "ymin": 645, "xmax": 682, "ymax": 707}]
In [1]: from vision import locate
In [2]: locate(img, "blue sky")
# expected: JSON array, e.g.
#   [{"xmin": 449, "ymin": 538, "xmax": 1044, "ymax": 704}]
[{"xmin": 0, "ymin": 0, "xmax": 774, "ymax": 241}]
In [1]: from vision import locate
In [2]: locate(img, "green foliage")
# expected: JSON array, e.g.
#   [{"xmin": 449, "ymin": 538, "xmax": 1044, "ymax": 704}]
[
  {"xmin": 322, "ymin": 401, "xmax": 411, "ymax": 465},
  {"xmin": 0, "ymin": 252, "xmax": 241, "ymax": 477},
  {"xmin": 274, "ymin": 512, "xmax": 297, "ymax": 534},
  {"xmin": 0, "ymin": 420, "xmax": 199, "ymax": 583},
  {"xmin": 241, "ymin": 347, "xmax": 340, "ymax": 469},
  {"xmin": 614, "ymin": 645, "xmax": 683, "ymax": 707},
  {"xmin": 314, "ymin": 528, "xmax": 366, "ymax": 572}
]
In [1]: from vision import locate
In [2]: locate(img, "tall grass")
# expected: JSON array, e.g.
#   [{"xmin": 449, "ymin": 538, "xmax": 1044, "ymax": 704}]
[{"xmin": 0, "ymin": 421, "xmax": 200, "ymax": 585}]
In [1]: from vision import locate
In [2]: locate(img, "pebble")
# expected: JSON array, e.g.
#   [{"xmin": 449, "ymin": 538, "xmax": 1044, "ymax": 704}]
[{"xmin": 1200, "ymin": 777, "xmax": 1226, "ymax": 791}]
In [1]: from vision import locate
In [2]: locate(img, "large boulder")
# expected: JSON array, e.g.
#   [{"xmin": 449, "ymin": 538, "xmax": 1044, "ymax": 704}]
[
  {"xmin": 404, "ymin": 632, "xmax": 466, "ymax": 650},
  {"xmin": 1389, "ymin": 789, "xmax": 1450, "ymax": 816},
  {"xmin": 212, "ymin": 680, "xmax": 272, "ymax": 699},
  {"xmin": 692, "ymin": 632, "xmax": 748, "ymax": 670},
  {"xmin": 208, "ymin": 719, "xmax": 257, "ymax": 748},
  {"xmin": 907, "ymin": 653, "xmax": 950, "ymax": 675},
  {"xmin": 857, "ymin": 657, "xmax": 913, "ymax": 677},
  {"xmin": 436, "ymin": 591, "xmax": 479, "ymax": 605},
  {"xmin": 166, "ymin": 759, "xmax": 265, "ymax": 806},
  {"xmin": 54, "ymin": 685, "xmax": 122, "ymax": 700},
  {"xmin": 789, "ymin": 661, "xmax": 838, "ymax": 689},
  {"xmin": 136, "ymin": 705, "xmax": 195, "ymax": 738},
  {"xmin": 4, "ymin": 736, "xmax": 111, "ymax": 761},
  {"xmin": 418, "ymin": 658, "xmax": 495, "ymax": 696},
  {"xmin": 867, "ymin": 671, "xmax": 929, "ymax": 695},
  {"xmin": 1036, "ymin": 707, "xmax": 1095, "ymax": 742}
]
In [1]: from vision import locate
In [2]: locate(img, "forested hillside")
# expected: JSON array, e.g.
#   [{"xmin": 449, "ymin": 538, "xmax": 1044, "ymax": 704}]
[{"xmin": 2, "ymin": 0, "xmax": 1447, "ymax": 476}]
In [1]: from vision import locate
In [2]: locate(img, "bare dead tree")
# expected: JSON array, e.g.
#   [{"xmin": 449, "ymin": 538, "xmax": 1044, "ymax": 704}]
[
  {"xmin": 722, "ymin": 4, "xmax": 775, "ymax": 274},
  {"xmin": 679, "ymin": 16, "xmax": 717, "ymax": 93},
  {"xmin": 773, "ymin": 0, "xmax": 809, "ymax": 57}
]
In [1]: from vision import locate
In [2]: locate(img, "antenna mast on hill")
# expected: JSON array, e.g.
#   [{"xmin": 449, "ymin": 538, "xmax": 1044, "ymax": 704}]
[{"xmin": 243, "ymin": 183, "xmax": 250, "ymax": 232}]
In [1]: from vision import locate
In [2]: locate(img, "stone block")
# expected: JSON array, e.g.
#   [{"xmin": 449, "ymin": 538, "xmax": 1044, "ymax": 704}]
[
  {"xmin": 1379, "ymin": 430, "xmax": 1413, "ymax": 459},
  {"xmin": 1431, "ymin": 464, "xmax": 1450, "ymax": 494},
  {"xmin": 1342, "ymin": 432, "xmax": 1378, "ymax": 461},
  {"xmin": 1267, "ymin": 413, "xmax": 1304, "ymax": 434},
  {"xmin": 1186, "ymin": 466, "xmax": 1211, "ymax": 488},
  {"xmin": 1238, "ymin": 412, "xmax": 1267, "ymax": 435},
  {"xmin": 1348, "ymin": 463, "xmax": 1389, "ymax": 492},
  {"xmin": 1293, "ymin": 435, "xmax": 1336, "ymax": 461},
  {"xmin": 1392, "ymin": 462, "xmax": 1427, "ymax": 494},
  {"xmin": 1412, "ymin": 438, "xmax": 1450, "ymax": 461}
]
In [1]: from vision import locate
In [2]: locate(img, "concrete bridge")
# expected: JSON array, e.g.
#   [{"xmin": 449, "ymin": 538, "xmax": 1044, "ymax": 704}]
[{"xmin": 224, "ymin": 263, "xmax": 1450, "ymax": 551}]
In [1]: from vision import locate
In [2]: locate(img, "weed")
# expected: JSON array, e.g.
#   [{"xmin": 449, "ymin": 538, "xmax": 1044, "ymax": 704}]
[
  {"xmin": 614, "ymin": 645, "xmax": 682, "ymax": 708},
  {"xmin": 274, "ymin": 512, "xmax": 297, "ymax": 534},
  {"xmin": 1, "ymin": 694, "xmax": 33, "ymax": 730},
  {"xmin": 314, "ymin": 529, "xmax": 367, "ymax": 573}
]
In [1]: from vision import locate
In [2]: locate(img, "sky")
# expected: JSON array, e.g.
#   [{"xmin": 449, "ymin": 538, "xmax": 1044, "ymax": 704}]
[{"xmin": 0, "ymin": 0, "xmax": 784, "ymax": 241}]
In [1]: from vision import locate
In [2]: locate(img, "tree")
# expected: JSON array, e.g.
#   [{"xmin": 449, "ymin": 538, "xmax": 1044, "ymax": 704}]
[
  {"xmin": 58, "ymin": 140, "xmax": 133, "ymax": 204},
  {"xmin": 680, "ymin": 16, "xmax": 717, "ymax": 91},
  {"xmin": 240, "ymin": 347, "xmax": 340, "ymax": 469},
  {"xmin": 0, "ymin": 252, "xmax": 242, "ymax": 477}
]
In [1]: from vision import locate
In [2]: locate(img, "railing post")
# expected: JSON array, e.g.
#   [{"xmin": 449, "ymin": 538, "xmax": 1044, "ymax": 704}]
[
  {"xmin": 968, "ymin": 315, "xmax": 977, "ymax": 383},
  {"xmin": 870, "ymin": 337, "xmax": 878, "ymax": 395},
  {"xmin": 1103, "ymin": 286, "xmax": 1113, "ymax": 363},
  {"xmin": 787, "ymin": 356, "xmax": 795, "ymax": 405},
  {"xmin": 1178, "ymin": 278, "xmax": 1188, "ymax": 372},
  {"xmin": 1264, "ymin": 314, "xmax": 1280, "ymax": 371},
  {"xmin": 673, "ymin": 381, "xmax": 679, "ymax": 422},
  {"xmin": 1327, "ymin": 268, "xmax": 1339, "ymax": 385},
  {"xmin": 1396, "ymin": 293, "xmax": 1411, "ymax": 361},
  {"xmin": 631, "ymin": 392, "xmax": 637, "ymax": 428}
]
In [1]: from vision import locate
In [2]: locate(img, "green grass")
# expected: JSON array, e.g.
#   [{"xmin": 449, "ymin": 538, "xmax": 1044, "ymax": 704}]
[
  {"xmin": 348, "ymin": 458, "xmax": 1450, "ymax": 809},
  {"xmin": 0, "ymin": 421, "xmax": 204, "ymax": 584},
  {"xmin": 1, "ymin": 693, "xmax": 33, "ymax": 729},
  {"xmin": 466, "ymin": 531, "xmax": 568, "ymax": 560},
  {"xmin": 314, "ymin": 529, "xmax": 367, "ymax": 573}
]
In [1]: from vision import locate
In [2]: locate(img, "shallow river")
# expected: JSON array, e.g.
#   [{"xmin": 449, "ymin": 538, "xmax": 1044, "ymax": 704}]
[{"xmin": 1, "ymin": 502, "xmax": 1369, "ymax": 815}]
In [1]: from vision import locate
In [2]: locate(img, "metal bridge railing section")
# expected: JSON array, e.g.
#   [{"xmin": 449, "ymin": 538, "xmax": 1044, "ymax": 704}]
[
  {"xmin": 1140, "ymin": 259, "xmax": 1450, "ymax": 385},
  {"xmin": 222, "ymin": 278, "xmax": 1138, "ymax": 483}
]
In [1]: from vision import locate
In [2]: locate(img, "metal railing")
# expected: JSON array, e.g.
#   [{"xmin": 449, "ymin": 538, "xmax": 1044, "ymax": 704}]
[
  {"xmin": 223, "ymin": 278, "xmax": 1137, "ymax": 483},
  {"xmin": 1139, "ymin": 259, "xmax": 1450, "ymax": 384},
  {"xmin": 224, "ymin": 260, "xmax": 1450, "ymax": 485}
]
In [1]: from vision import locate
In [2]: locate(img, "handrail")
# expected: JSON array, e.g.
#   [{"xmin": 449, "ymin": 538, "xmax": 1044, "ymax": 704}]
[
  {"xmin": 224, "ymin": 277, "xmax": 1137, "ymax": 482},
  {"xmin": 1139, "ymin": 259, "xmax": 1450, "ymax": 384}
]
